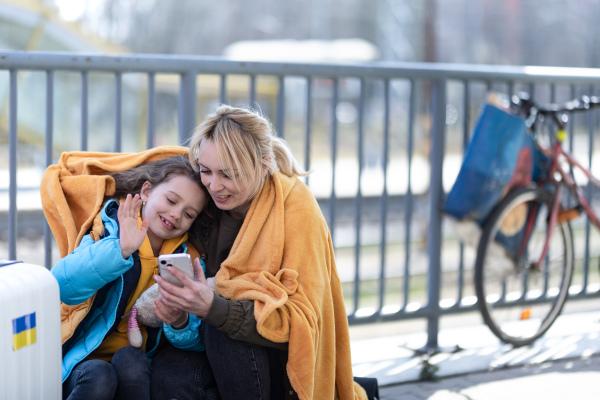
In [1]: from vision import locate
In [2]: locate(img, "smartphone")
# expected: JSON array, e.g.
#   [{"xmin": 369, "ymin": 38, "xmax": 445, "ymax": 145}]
[{"xmin": 158, "ymin": 253, "xmax": 194, "ymax": 287}]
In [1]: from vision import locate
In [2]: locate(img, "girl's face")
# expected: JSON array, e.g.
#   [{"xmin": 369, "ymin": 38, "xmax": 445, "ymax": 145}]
[
  {"xmin": 140, "ymin": 175, "xmax": 206, "ymax": 248},
  {"xmin": 196, "ymin": 139, "xmax": 254, "ymax": 219}
]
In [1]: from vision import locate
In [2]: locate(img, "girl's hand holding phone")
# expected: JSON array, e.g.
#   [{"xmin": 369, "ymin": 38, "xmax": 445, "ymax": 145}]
[
  {"xmin": 154, "ymin": 299, "xmax": 188, "ymax": 328},
  {"xmin": 118, "ymin": 193, "xmax": 150, "ymax": 259}
]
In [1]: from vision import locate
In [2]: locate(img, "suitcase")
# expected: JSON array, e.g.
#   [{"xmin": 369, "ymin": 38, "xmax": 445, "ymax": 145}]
[{"xmin": 0, "ymin": 261, "xmax": 61, "ymax": 400}]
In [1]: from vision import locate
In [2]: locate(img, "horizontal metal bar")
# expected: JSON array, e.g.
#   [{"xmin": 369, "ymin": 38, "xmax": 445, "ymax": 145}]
[
  {"xmin": 3, "ymin": 50, "xmax": 600, "ymax": 83},
  {"xmin": 347, "ymin": 303, "xmax": 481, "ymax": 325}
]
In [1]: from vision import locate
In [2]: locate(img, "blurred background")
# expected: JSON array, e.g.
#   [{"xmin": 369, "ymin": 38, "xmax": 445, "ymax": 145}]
[
  {"xmin": 25, "ymin": 0, "xmax": 600, "ymax": 66},
  {"xmin": 2, "ymin": 0, "xmax": 600, "ymax": 315},
  {"xmin": 4, "ymin": 0, "xmax": 600, "ymax": 188},
  {"xmin": 4, "ymin": 0, "xmax": 600, "ymax": 162}
]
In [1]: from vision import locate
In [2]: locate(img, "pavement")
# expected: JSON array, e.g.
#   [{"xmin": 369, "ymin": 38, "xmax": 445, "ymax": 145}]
[{"xmin": 350, "ymin": 299, "xmax": 600, "ymax": 399}]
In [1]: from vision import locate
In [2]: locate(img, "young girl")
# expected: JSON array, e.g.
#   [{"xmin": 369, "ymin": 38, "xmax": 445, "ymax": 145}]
[{"xmin": 51, "ymin": 156, "xmax": 213, "ymax": 400}]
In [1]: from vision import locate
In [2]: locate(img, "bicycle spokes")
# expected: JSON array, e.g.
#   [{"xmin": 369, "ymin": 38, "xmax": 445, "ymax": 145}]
[{"xmin": 475, "ymin": 187, "xmax": 574, "ymax": 347}]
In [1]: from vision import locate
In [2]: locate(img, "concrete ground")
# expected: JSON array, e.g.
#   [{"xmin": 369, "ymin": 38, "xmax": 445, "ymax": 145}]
[{"xmin": 350, "ymin": 299, "xmax": 600, "ymax": 399}]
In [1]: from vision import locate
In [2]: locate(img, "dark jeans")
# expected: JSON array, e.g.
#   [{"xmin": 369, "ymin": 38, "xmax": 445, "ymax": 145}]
[
  {"xmin": 63, "ymin": 346, "xmax": 151, "ymax": 400},
  {"xmin": 201, "ymin": 322, "xmax": 286, "ymax": 400},
  {"xmin": 150, "ymin": 344, "xmax": 220, "ymax": 400},
  {"xmin": 151, "ymin": 323, "xmax": 284, "ymax": 400}
]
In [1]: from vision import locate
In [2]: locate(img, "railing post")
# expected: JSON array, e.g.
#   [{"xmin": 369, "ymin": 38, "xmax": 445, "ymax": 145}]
[
  {"xmin": 276, "ymin": 76, "xmax": 285, "ymax": 138},
  {"xmin": 353, "ymin": 78, "xmax": 365, "ymax": 313},
  {"xmin": 425, "ymin": 78, "xmax": 447, "ymax": 352},
  {"xmin": 44, "ymin": 70, "xmax": 54, "ymax": 269},
  {"xmin": 114, "ymin": 72, "xmax": 122, "ymax": 152},
  {"xmin": 8, "ymin": 69, "xmax": 17, "ymax": 261},
  {"xmin": 378, "ymin": 79, "xmax": 390, "ymax": 311},
  {"xmin": 327, "ymin": 79, "xmax": 339, "ymax": 241},
  {"xmin": 146, "ymin": 73, "xmax": 156, "ymax": 149},
  {"xmin": 80, "ymin": 71, "xmax": 88, "ymax": 151},
  {"xmin": 219, "ymin": 74, "xmax": 227, "ymax": 104},
  {"xmin": 178, "ymin": 70, "xmax": 197, "ymax": 145}
]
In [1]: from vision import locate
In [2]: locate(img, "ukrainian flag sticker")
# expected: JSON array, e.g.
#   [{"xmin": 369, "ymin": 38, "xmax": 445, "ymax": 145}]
[{"xmin": 13, "ymin": 312, "xmax": 36, "ymax": 350}]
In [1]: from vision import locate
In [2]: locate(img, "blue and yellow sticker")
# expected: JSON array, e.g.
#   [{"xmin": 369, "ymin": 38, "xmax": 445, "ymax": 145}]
[{"xmin": 13, "ymin": 312, "xmax": 36, "ymax": 350}]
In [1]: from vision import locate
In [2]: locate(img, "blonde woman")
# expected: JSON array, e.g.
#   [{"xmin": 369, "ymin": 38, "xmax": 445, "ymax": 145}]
[{"xmin": 153, "ymin": 105, "xmax": 371, "ymax": 400}]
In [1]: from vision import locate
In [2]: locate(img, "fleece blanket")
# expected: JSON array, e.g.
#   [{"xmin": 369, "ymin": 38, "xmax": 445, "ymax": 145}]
[
  {"xmin": 215, "ymin": 171, "xmax": 367, "ymax": 400},
  {"xmin": 40, "ymin": 146, "xmax": 189, "ymax": 258},
  {"xmin": 40, "ymin": 146, "xmax": 201, "ymax": 346}
]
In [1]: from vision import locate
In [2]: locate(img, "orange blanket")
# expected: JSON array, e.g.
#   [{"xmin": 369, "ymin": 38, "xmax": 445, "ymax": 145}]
[
  {"xmin": 40, "ymin": 146, "xmax": 203, "ymax": 348},
  {"xmin": 215, "ymin": 172, "xmax": 367, "ymax": 400},
  {"xmin": 40, "ymin": 146, "xmax": 189, "ymax": 258}
]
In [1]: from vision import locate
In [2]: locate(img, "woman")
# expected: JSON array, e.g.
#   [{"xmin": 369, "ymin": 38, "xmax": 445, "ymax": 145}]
[{"xmin": 153, "ymin": 105, "xmax": 368, "ymax": 400}]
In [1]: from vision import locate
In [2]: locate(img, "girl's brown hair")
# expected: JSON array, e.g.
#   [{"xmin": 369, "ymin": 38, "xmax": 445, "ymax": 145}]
[
  {"xmin": 107, "ymin": 156, "xmax": 204, "ymax": 200},
  {"xmin": 105, "ymin": 156, "xmax": 211, "ymax": 255}
]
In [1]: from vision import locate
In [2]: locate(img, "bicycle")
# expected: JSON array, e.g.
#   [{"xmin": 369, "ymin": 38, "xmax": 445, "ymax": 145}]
[{"xmin": 474, "ymin": 93, "xmax": 600, "ymax": 347}]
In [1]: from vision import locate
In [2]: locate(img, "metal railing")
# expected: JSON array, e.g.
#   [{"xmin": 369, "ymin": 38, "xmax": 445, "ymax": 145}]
[{"xmin": 2, "ymin": 51, "xmax": 600, "ymax": 351}]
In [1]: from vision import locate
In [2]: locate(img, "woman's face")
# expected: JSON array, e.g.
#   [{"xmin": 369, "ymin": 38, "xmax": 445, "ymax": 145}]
[
  {"xmin": 140, "ymin": 175, "xmax": 206, "ymax": 249},
  {"xmin": 196, "ymin": 139, "xmax": 253, "ymax": 219}
]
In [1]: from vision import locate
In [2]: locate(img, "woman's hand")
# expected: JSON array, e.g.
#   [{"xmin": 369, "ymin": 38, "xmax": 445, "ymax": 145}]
[
  {"xmin": 118, "ymin": 194, "xmax": 149, "ymax": 259},
  {"xmin": 155, "ymin": 257, "xmax": 215, "ymax": 318}
]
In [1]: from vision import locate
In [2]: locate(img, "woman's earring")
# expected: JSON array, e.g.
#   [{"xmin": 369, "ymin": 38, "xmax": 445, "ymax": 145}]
[{"xmin": 142, "ymin": 202, "xmax": 146, "ymax": 206}]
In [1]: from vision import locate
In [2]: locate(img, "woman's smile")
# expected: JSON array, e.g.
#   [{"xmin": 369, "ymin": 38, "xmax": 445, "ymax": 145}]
[
  {"xmin": 197, "ymin": 139, "xmax": 253, "ymax": 219},
  {"xmin": 212, "ymin": 193, "xmax": 231, "ymax": 203}
]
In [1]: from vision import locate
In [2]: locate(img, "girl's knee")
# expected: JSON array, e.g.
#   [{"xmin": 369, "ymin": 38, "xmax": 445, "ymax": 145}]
[
  {"xmin": 67, "ymin": 360, "xmax": 117, "ymax": 400},
  {"xmin": 112, "ymin": 346, "xmax": 150, "ymax": 381},
  {"xmin": 112, "ymin": 346, "xmax": 147, "ymax": 366}
]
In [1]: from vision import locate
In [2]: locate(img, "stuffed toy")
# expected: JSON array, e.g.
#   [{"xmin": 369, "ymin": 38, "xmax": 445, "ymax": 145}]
[
  {"xmin": 127, "ymin": 277, "xmax": 216, "ymax": 347},
  {"xmin": 127, "ymin": 283, "xmax": 162, "ymax": 347}
]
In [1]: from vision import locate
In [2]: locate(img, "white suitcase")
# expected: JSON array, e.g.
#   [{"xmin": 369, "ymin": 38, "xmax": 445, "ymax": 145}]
[{"xmin": 0, "ymin": 261, "xmax": 61, "ymax": 400}]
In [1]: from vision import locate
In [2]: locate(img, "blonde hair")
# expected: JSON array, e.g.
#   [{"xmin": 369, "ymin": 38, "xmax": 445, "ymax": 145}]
[{"xmin": 189, "ymin": 105, "xmax": 308, "ymax": 201}]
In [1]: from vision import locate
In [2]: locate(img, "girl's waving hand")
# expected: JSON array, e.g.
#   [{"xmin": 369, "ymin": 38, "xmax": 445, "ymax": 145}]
[{"xmin": 118, "ymin": 193, "xmax": 149, "ymax": 259}]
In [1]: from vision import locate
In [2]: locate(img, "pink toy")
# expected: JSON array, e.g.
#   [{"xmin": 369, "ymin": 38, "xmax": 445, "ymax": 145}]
[{"xmin": 127, "ymin": 283, "xmax": 162, "ymax": 347}]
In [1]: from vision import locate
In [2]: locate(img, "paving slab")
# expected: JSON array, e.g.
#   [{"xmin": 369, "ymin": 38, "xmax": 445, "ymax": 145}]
[{"xmin": 351, "ymin": 304, "xmax": 600, "ymax": 399}]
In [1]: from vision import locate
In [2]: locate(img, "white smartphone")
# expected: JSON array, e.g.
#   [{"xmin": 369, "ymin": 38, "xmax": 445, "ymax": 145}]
[{"xmin": 158, "ymin": 253, "xmax": 194, "ymax": 287}]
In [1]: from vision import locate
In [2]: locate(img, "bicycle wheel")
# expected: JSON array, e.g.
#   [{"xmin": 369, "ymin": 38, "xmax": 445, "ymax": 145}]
[{"xmin": 475, "ymin": 186, "xmax": 574, "ymax": 347}]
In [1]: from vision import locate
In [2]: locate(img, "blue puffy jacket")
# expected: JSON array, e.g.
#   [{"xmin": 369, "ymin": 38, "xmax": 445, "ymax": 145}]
[{"xmin": 52, "ymin": 200, "xmax": 204, "ymax": 382}]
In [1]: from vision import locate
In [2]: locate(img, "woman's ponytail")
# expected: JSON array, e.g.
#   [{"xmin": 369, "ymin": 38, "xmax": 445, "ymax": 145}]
[{"xmin": 271, "ymin": 136, "xmax": 309, "ymax": 177}]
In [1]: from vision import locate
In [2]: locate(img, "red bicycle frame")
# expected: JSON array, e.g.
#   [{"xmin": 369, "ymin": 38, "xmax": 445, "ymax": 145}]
[{"xmin": 517, "ymin": 135, "xmax": 600, "ymax": 269}]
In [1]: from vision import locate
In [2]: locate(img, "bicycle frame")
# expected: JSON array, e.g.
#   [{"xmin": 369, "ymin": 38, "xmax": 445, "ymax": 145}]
[{"xmin": 520, "ymin": 130, "xmax": 600, "ymax": 269}]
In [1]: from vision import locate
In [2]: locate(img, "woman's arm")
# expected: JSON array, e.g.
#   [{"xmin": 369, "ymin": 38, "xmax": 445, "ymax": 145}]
[
  {"xmin": 155, "ymin": 259, "xmax": 288, "ymax": 350},
  {"xmin": 204, "ymin": 295, "xmax": 288, "ymax": 350}
]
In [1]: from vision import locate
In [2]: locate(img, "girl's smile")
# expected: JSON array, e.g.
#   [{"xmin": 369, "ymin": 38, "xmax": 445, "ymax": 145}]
[{"xmin": 140, "ymin": 175, "xmax": 206, "ymax": 253}]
